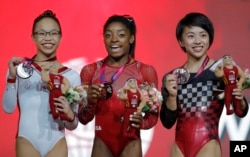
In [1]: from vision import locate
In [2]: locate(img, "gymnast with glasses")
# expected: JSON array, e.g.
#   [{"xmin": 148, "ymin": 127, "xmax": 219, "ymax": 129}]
[
  {"xmin": 34, "ymin": 30, "xmax": 61, "ymax": 38},
  {"xmin": 2, "ymin": 10, "xmax": 80, "ymax": 157}
]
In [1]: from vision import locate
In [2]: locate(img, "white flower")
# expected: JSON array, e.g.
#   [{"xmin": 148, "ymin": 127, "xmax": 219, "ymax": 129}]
[{"xmin": 65, "ymin": 85, "xmax": 87, "ymax": 105}]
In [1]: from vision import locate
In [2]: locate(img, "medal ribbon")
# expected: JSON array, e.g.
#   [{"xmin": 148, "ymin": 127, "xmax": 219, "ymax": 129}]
[
  {"xmin": 183, "ymin": 55, "xmax": 209, "ymax": 83},
  {"xmin": 100, "ymin": 57, "xmax": 131, "ymax": 84},
  {"xmin": 29, "ymin": 55, "xmax": 57, "ymax": 71},
  {"xmin": 22, "ymin": 55, "xmax": 57, "ymax": 65},
  {"xmin": 194, "ymin": 55, "xmax": 209, "ymax": 78},
  {"xmin": 17, "ymin": 55, "xmax": 58, "ymax": 79},
  {"xmin": 31, "ymin": 55, "xmax": 57, "ymax": 62}
]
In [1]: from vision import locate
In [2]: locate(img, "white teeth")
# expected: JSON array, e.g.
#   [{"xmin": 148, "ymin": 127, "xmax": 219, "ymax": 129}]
[
  {"xmin": 111, "ymin": 45, "xmax": 119, "ymax": 48},
  {"xmin": 110, "ymin": 46, "xmax": 120, "ymax": 52},
  {"xmin": 193, "ymin": 47, "xmax": 202, "ymax": 52},
  {"xmin": 43, "ymin": 43, "xmax": 54, "ymax": 48},
  {"xmin": 44, "ymin": 43, "xmax": 53, "ymax": 47}
]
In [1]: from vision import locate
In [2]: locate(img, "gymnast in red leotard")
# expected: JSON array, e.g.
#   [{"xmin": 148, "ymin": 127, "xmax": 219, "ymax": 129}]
[
  {"xmin": 78, "ymin": 15, "xmax": 159, "ymax": 157},
  {"xmin": 160, "ymin": 13, "xmax": 249, "ymax": 157}
]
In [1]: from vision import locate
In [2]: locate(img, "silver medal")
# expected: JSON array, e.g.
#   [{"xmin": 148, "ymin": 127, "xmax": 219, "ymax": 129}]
[
  {"xmin": 172, "ymin": 68, "xmax": 190, "ymax": 84},
  {"xmin": 16, "ymin": 58, "xmax": 33, "ymax": 79}
]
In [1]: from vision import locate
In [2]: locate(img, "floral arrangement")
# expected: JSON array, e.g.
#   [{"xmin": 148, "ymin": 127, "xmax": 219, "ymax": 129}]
[
  {"xmin": 242, "ymin": 68, "xmax": 250, "ymax": 90},
  {"xmin": 138, "ymin": 82, "xmax": 163, "ymax": 113},
  {"xmin": 64, "ymin": 85, "xmax": 88, "ymax": 105}
]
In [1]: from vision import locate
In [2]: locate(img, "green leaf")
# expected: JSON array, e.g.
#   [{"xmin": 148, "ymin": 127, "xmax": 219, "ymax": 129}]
[{"xmin": 142, "ymin": 104, "xmax": 150, "ymax": 113}]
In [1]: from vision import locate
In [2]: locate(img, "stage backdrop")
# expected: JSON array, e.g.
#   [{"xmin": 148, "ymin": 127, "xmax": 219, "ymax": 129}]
[{"xmin": 1, "ymin": 1, "xmax": 250, "ymax": 157}]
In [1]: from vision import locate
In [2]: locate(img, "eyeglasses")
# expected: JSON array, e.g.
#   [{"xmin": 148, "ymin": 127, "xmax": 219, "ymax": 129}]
[{"xmin": 34, "ymin": 30, "xmax": 61, "ymax": 38}]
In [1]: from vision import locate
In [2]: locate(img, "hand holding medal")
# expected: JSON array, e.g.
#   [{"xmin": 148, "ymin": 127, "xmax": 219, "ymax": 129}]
[
  {"xmin": 16, "ymin": 57, "xmax": 33, "ymax": 79},
  {"xmin": 172, "ymin": 56, "xmax": 209, "ymax": 85},
  {"xmin": 99, "ymin": 83, "xmax": 113, "ymax": 100},
  {"xmin": 15, "ymin": 55, "xmax": 58, "ymax": 79},
  {"xmin": 87, "ymin": 83, "xmax": 113, "ymax": 105},
  {"xmin": 98, "ymin": 57, "xmax": 131, "ymax": 100},
  {"xmin": 172, "ymin": 68, "xmax": 190, "ymax": 85}
]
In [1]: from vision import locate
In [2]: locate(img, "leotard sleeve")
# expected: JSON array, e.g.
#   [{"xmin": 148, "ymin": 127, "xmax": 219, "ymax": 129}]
[
  {"xmin": 78, "ymin": 63, "xmax": 97, "ymax": 125},
  {"xmin": 159, "ymin": 73, "xmax": 178, "ymax": 129},
  {"xmin": 2, "ymin": 71, "xmax": 18, "ymax": 113},
  {"xmin": 160, "ymin": 102, "xmax": 178, "ymax": 129}
]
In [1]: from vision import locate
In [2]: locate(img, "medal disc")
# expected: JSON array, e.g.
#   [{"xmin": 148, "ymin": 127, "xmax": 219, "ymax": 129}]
[
  {"xmin": 16, "ymin": 62, "xmax": 33, "ymax": 79},
  {"xmin": 100, "ymin": 83, "xmax": 113, "ymax": 99},
  {"xmin": 172, "ymin": 68, "xmax": 190, "ymax": 84}
]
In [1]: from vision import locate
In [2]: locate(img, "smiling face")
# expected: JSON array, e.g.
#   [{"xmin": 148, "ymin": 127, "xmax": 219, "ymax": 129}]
[
  {"xmin": 179, "ymin": 26, "xmax": 210, "ymax": 59},
  {"xmin": 32, "ymin": 17, "xmax": 61, "ymax": 58},
  {"xmin": 104, "ymin": 22, "xmax": 134, "ymax": 60}
]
